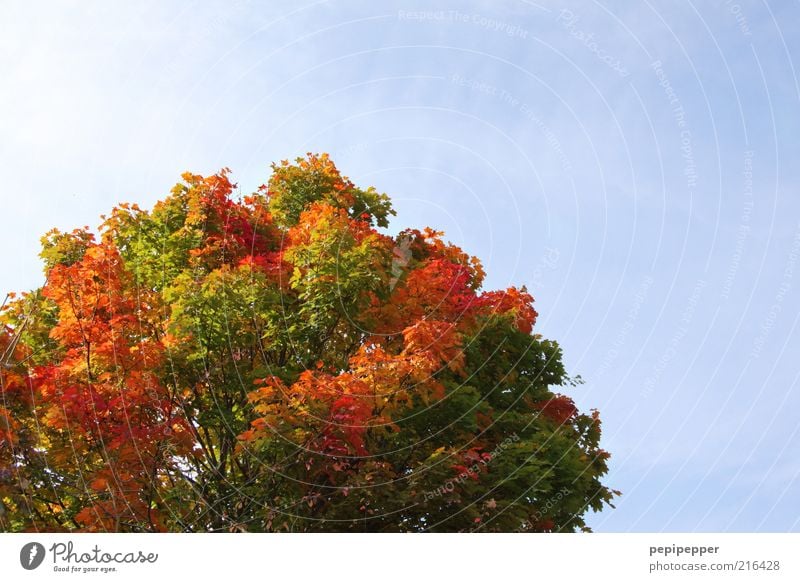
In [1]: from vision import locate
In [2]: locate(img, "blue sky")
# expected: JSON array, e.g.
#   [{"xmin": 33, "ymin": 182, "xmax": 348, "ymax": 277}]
[{"xmin": 1, "ymin": 0, "xmax": 799, "ymax": 532}]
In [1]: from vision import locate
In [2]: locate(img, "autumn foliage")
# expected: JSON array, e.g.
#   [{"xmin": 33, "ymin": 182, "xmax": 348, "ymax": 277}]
[{"xmin": 0, "ymin": 153, "xmax": 616, "ymax": 532}]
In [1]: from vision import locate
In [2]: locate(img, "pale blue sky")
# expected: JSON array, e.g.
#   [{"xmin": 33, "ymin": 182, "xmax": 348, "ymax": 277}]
[{"xmin": 1, "ymin": 1, "xmax": 799, "ymax": 531}]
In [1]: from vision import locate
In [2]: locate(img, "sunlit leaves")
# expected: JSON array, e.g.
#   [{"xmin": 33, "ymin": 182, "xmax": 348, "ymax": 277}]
[{"xmin": 267, "ymin": 153, "xmax": 394, "ymax": 228}]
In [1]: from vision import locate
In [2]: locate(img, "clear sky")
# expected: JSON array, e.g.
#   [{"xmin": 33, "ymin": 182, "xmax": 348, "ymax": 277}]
[{"xmin": 1, "ymin": 0, "xmax": 799, "ymax": 532}]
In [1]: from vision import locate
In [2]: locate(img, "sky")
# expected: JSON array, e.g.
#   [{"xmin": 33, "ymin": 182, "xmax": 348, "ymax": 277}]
[{"xmin": 1, "ymin": 0, "xmax": 799, "ymax": 532}]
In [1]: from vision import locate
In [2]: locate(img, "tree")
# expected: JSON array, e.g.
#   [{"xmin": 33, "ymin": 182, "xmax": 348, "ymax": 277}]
[{"xmin": 0, "ymin": 153, "xmax": 617, "ymax": 532}]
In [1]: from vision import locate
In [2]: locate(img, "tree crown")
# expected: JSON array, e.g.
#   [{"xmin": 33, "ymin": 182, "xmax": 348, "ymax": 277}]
[{"xmin": 0, "ymin": 154, "xmax": 616, "ymax": 532}]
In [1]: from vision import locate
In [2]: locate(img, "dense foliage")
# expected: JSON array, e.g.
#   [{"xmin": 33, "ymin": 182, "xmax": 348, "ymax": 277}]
[{"xmin": 0, "ymin": 154, "xmax": 616, "ymax": 532}]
